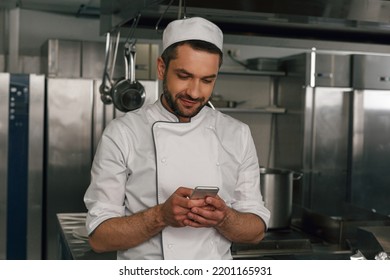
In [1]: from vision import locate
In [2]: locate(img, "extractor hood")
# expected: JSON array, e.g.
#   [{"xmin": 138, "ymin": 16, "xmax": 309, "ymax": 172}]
[{"xmin": 100, "ymin": 0, "xmax": 390, "ymax": 44}]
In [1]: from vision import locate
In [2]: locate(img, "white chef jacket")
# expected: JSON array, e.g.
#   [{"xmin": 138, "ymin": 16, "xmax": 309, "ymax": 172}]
[{"xmin": 84, "ymin": 98, "xmax": 270, "ymax": 260}]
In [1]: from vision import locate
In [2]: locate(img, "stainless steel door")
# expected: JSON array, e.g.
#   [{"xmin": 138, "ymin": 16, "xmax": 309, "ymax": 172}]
[
  {"xmin": 45, "ymin": 78, "xmax": 94, "ymax": 259},
  {"xmin": 26, "ymin": 74, "xmax": 45, "ymax": 259},
  {"xmin": 274, "ymin": 84, "xmax": 352, "ymax": 214},
  {"xmin": 45, "ymin": 78, "xmax": 158, "ymax": 259},
  {"xmin": 350, "ymin": 90, "xmax": 390, "ymax": 216},
  {"xmin": 304, "ymin": 87, "xmax": 352, "ymax": 215}
]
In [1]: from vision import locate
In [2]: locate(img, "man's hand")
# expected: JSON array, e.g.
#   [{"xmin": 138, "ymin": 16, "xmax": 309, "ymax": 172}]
[
  {"xmin": 184, "ymin": 195, "xmax": 266, "ymax": 244},
  {"xmin": 160, "ymin": 186, "xmax": 208, "ymax": 227},
  {"xmin": 184, "ymin": 195, "xmax": 228, "ymax": 227}
]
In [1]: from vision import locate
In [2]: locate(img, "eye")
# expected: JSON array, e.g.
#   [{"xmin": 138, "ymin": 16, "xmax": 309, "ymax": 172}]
[
  {"xmin": 202, "ymin": 78, "xmax": 214, "ymax": 84},
  {"xmin": 177, "ymin": 73, "xmax": 190, "ymax": 80}
]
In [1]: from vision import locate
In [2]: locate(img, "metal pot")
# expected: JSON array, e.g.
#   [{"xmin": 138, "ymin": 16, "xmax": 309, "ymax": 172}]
[{"xmin": 260, "ymin": 167, "xmax": 301, "ymax": 229}]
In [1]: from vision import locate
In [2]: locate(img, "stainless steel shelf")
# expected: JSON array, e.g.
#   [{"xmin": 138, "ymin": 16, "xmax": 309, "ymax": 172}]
[
  {"xmin": 219, "ymin": 70, "xmax": 286, "ymax": 76},
  {"xmin": 218, "ymin": 107, "xmax": 287, "ymax": 114}
]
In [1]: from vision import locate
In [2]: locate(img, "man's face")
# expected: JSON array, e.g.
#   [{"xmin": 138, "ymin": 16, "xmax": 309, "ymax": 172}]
[{"xmin": 157, "ymin": 44, "xmax": 220, "ymax": 122}]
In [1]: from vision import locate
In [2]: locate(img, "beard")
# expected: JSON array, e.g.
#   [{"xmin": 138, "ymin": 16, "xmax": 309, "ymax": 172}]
[{"xmin": 162, "ymin": 77, "xmax": 210, "ymax": 120}]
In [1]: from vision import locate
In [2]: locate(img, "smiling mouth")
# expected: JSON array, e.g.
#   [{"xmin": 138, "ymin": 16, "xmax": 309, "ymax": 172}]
[{"xmin": 180, "ymin": 97, "xmax": 199, "ymax": 107}]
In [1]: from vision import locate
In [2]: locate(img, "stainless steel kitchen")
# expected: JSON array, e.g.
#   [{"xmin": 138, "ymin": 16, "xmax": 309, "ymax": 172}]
[{"xmin": 1, "ymin": 0, "xmax": 390, "ymax": 270}]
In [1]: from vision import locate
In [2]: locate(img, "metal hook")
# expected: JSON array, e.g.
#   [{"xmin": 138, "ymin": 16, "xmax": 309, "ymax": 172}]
[
  {"xmin": 155, "ymin": 0, "xmax": 175, "ymax": 33},
  {"xmin": 109, "ymin": 31, "xmax": 120, "ymax": 79},
  {"xmin": 125, "ymin": 13, "xmax": 141, "ymax": 45},
  {"xmin": 178, "ymin": 0, "xmax": 187, "ymax": 19},
  {"xmin": 183, "ymin": 0, "xmax": 187, "ymax": 19}
]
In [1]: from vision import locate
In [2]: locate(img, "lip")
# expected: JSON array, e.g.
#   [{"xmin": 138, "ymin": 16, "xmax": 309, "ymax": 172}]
[{"xmin": 179, "ymin": 97, "xmax": 198, "ymax": 107}]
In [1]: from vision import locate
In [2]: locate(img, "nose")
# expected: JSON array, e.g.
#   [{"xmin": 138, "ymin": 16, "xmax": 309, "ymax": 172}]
[{"xmin": 187, "ymin": 79, "xmax": 202, "ymax": 99}]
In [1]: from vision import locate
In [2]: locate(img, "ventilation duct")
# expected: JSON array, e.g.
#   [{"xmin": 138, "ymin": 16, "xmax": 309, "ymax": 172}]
[{"xmin": 100, "ymin": 0, "xmax": 390, "ymax": 44}]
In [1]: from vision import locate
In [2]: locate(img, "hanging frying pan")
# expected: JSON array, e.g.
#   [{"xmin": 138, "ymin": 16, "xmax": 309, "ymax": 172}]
[{"xmin": 111, "ymin": 43, "xmax": 145, "ymax": 112}]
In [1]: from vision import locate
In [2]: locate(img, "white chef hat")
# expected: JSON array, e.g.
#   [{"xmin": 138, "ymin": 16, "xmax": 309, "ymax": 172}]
[{"xmin": 162, "ymin": 17, "xmax": 223, "ymax": 53}]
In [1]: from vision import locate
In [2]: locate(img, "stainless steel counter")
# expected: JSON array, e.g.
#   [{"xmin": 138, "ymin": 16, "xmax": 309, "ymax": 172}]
[
  {"xmin": 57, "ymin": 213, "xmax": 313, "ymax": 260},
  {"xmin": 57, "ymin": 213, "xmax": 115, "ymax": 260},
  {"xmin": 57, "ymin": 212, "xmax": 371, "ymax": 260}
]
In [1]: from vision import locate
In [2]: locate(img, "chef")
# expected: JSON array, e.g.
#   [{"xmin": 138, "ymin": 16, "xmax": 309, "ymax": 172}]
[{"xmin": 84, "ymin": 16, "xmax": 270, "ymax": 260}]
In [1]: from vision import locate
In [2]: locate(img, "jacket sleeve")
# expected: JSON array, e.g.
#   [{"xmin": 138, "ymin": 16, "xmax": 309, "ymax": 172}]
[
  {"xmin": 84, "ymin": 120, "xmax": 130, "ymax": 235},
  {"xmin": 231, "ymin": 124, "xmax": 271, "ymax": 228}
]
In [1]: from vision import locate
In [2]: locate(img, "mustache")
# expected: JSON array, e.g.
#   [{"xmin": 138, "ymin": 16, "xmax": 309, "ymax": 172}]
[{"xmin": 177, "ymin": 93, "xmax": 206, "ymax": 103}]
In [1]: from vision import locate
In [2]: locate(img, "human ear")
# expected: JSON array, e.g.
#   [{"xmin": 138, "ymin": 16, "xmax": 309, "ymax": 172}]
[{"xmin": 157, "ymin": 57, "xmax": 166, "ymax": 80}]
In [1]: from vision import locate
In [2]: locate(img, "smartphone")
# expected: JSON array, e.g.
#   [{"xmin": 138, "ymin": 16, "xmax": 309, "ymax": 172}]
[{"xmin": 190, "ymin": 186, "xmax": 219, "ymax": 199}]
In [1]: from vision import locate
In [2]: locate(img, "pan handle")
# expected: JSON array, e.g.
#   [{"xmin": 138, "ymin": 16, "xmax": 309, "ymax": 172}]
[
  {"xmin": 100, "ymin": 31, "xmax": 120, "ymax": 104},
  {"xmin": 124, "ymin": 43, "xmax": 137, "ymax": 84},
  {"xmin": 100, "ymin": 32, "xmax": 113, "ymax": 104}
]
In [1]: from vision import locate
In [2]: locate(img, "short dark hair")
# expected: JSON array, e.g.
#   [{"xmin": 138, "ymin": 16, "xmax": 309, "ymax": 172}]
[{"xmin": 161, "ymin": 40, "xmax": 223, "ymax": 69}]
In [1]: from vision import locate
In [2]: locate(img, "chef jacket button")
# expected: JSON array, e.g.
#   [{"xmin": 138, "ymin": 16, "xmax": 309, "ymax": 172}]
[
  {"xmin": 216, "ymin": 162, "xmax": 220, "ymax": 166},
  {"xmin": 161, "ymin": 158, "xmax": 167, "ymax": 163},
  {"xmin": 168, "ymin": 244, "xmax": 174, "ymax": 249}
]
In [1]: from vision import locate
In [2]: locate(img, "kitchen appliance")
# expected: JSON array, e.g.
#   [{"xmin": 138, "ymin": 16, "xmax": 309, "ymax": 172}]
[
  {"xmin": 274, "ymin": 52, "xmax": 352, "ymax": 216},
  {"xmin": 0, "ymin": 73, "xmax": 45, "ymax": 259},
  {"xmin": 271, "ymin": 52, "xmax": 390, "ymax": 253}
]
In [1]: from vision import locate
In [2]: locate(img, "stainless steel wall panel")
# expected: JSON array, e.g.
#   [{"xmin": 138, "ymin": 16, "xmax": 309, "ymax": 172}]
[
  {"xmin": 41, "ymin": 39, "xmax": 82, "ymax": 78},
  {"xmin": 141, "ymin": 80, "xmax": 159, "ymax": 106},
  {"xmin": 149, "ymin": 44, "xmax": 158, "ymax": 81},
  {"xmin": 0, "ymin": 73, "xmax": 10, "ymax": 260},
  {"xmin": 274, "ymin": 75, "xmax": 305, "ymax": 171},
  {"xmin": 45, "ymin": 78, "xmax": 94, "ymax": 259},
  {"xmin": 135, "ymin": 44, "xmax": 158, "ymax": 80},
  {"xmin": 82, "ymin": 42, "xmax": 106, "ymax": 79},
  {"xmin": 0, "ymin": 55, "xmax": 5, "ymax": 72},
  {"xmin": 27, "ymin": 74, "xmax": 45, "ymax": 259},
  {"xmin": 42, "ymin": 39, "xmax": 158, "ymax": 80}
]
